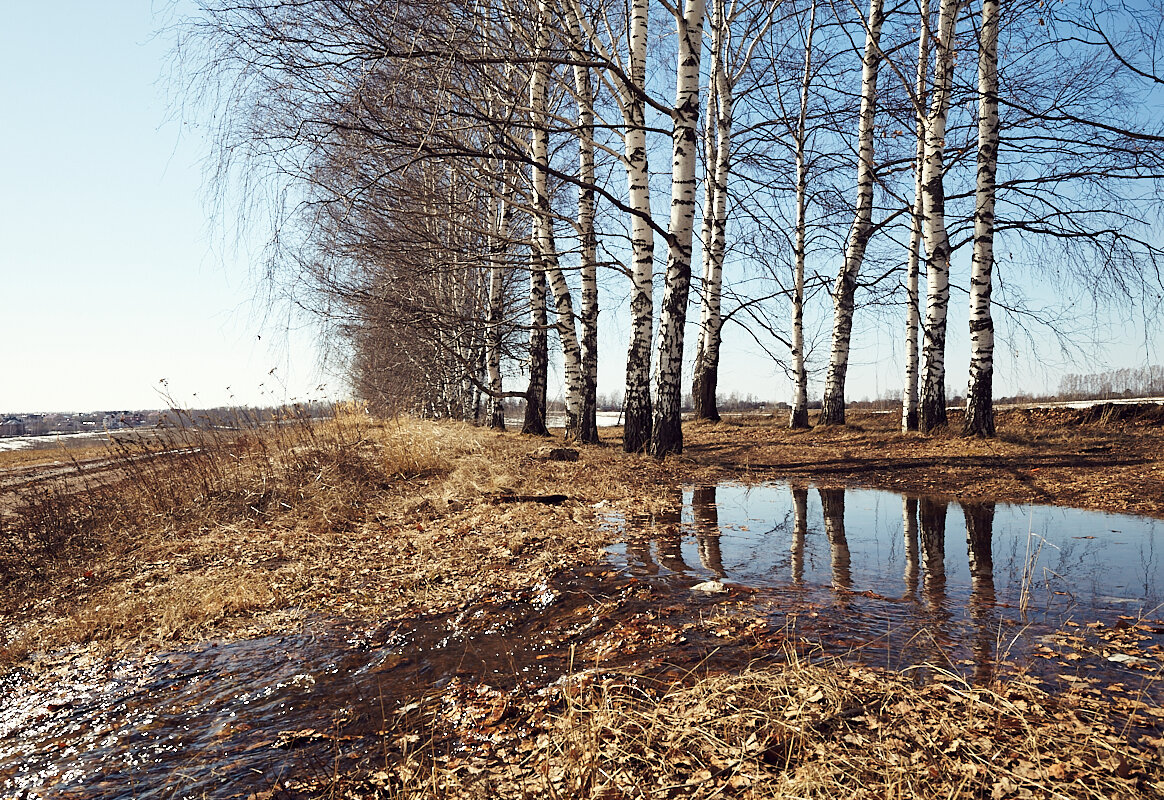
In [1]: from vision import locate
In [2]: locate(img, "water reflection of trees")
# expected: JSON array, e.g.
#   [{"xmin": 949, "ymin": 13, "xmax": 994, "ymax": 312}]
[
  {"xmin": 963, "ymin": 502, "xmax": 997, "ymax": 683},
  {"xmin": 691, "ymin": 486, "xmax": 725, "ymax": 578},
  {"xmin": 654, "ymin": 489, "xmax": 690, "ymax": 573},
  {"xmin": 819, "ymin": 488, "xmax": 852, "ymax": 593},
  {"xmin": 791, "ymin": 486, "xmax": 808, "ymax": 585},
  {"xmin": 919, "ymin": 498, "xmax": 948, "ymax": 608},
  {"xmin": 903, "ymin": 497, "xmax": 919, "ymax": 599},
  {"xmin": 622, "ymin": 485, "xmax": 1002, "ymax": 682}
]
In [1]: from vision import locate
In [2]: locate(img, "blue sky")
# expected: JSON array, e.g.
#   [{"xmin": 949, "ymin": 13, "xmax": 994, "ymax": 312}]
[
  {"xmin": 1, "ymin": 2, "xmax": 1159, "ymax": 415},
  {"xmin": 0, "ymin": 2, "xmax": 326, "ymax": 413}
]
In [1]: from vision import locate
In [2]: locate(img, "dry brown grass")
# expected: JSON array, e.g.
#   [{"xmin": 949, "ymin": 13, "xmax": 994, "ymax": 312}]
[
  {"xmin": 0, "ymin": 439, "xmax": 113, "ymax": 471},
  {"xmin": 0, "ymin": 411, "xmax": 687, "ymax": 666},
  {"xmin": 327, "ymin": 657, "xmax": 1163, "ymax": 800},
  {"xmin": 6, "ymin": 407, "xmax": 1164, "ymax": 670}
]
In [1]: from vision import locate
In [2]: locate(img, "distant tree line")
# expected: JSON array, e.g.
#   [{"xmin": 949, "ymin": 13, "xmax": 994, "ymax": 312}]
[{"xmin": 1056, "ymin": 365, "xmax": 1164, "ymax": 402}]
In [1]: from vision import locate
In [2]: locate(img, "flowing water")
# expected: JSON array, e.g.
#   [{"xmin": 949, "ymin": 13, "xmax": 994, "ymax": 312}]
[{"xmin": 3, "ymin": 483, "xmax": 1163, "ymax": 798}]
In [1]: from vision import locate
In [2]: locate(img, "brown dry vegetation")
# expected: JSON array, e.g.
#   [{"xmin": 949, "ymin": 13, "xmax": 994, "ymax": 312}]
[
  {"xmin": 336, "ymin": 659, "xmax": 1162, "ymax": 800},
  {"xmin": 3, "ymin": 406, "xmax": 1164, "ymax": 798}
]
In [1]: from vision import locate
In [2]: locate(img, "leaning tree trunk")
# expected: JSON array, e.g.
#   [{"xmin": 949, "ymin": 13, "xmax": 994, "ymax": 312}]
[
  {"xmin": 530, "ymin": 0, "xmax": 585, "ymax": 439},
  {"xmin": 574, "ymin": 47, "xmax": 601, "ymax": 444},
  {"xmin": 902, "ymin": 0, "xmax": 929, "ymax": 433},
  {"xmin": 918, "ymin": 0, "xmax": 960, "ymax": 432},
  {"xmin": 964, "ymin": 0, "xmax": 999, "ymax": 437},
  {"xmin": 651, "ymin": 0, "xmax": 707, "ymax": 457},
  {"xmin": 522, "ymin": 247, "xmax": 550, "ymax": 436},
  {"xmin": 790, "ymin": 0, "xmax": 817, "ymax": 430},
  {"xmin": 818, "ymin": 0, "xmax": 885, "ymax": 426},
  {"xmin": 692, "ymin": 0, "xmax": 730, "ymax": 423}
]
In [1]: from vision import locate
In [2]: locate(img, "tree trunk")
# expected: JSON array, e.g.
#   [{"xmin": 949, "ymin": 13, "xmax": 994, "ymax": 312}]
[
  {"xmin": 790, "ymin": 0, "xmax": 816, "ymax": 430},
  {"xmin": 964, "ymin": 0, "xmax": 999, "ymax": 437},
  {"xmin": 530, "ymin": 0, "xmax": 585, "ymax": 439},
  {"xmin": 573, "ymin": 34, "xmax": 600, "ymax": 445},
  {"xmin": 818, "ymin": 0, "xmax": 884, "ymax": 427},
  {"xmin": 919, "ymin": 0, "xmax": 960, "ymax": 432},
  {"xmin": 486, "ymin": 194, "xmax": 509, "ymax": 430},
  {"xmin": 692, "ymin": 0, "xmax": 730, "ymax": 423},
  {"xmin": 651, "ymin": 0, "xmax": 707, "ymax": 457},
  {"xmin": 903, "ymin": 0, "xmax": 929, "ymax": 433},
  {"xmin": 622, "ymin": 0, "xmax": 655, "ymax": 453},
  {"xmin": 522, "ymin": 249, "xmax": 550, "ymax": 436}
]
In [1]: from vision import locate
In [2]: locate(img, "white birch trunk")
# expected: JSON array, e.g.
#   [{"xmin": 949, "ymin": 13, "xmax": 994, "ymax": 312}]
[
  {"xmin": 522, "ymin": 245, "xmax": 550, "ymax": 435},
  {"xmin": 918, "ymin": 0, "xmax": 960, "ymax": 432},
  {"xmin": 790, "ymin": 0, "xmax": 816, "ymax": 430},
  {"xmin": 530, "ymin": 0, "xmax": 585, "ymax": 439},
  {"xmin": 903, "ymin": 0, "xmax": 930, "ymax": 433},
  {"xmin": 964, "ymin": 0, "xmax": 999, "ymax": 437},
  {"xmin": 693, "ymin": 0, "xmax": 729, "ymax": 423},
  {"xmin": 573, "ymin": 41, "xmax": 600, "ymax": 444},
  {"xmin": 651, "ymin": 0, "xmax": 707, "ymax": 457},
  {"xmin": 621, "ymin": 0, "xmax": 655, "ymax": 452},
  {"xmin": 486, "ymin": 193, "xmax": 509, "ymax": 429},
  {"xmin": 819, "ymin": 0, "xmax": 885, "ymax": 426}
]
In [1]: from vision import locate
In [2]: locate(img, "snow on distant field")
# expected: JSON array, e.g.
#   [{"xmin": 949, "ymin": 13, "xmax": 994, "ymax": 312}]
[{"xmin": 1000, "ymin": 397, "xmax": 1164, "ymax": 410}]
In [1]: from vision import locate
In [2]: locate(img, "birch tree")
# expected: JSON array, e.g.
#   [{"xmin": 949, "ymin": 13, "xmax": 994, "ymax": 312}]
[
  {"xmin": 567, "ymin": 0, "xmax": 659, "ymax": 452},
  {"xmin": 573, "ymin": 37, "xmax": 602, "ymax": 444},
  {"xmin": 788, "ymin": 0, "xmax": 818, "ymax": 429},
  {"xmin": 901, "ymin": 0, "xmax": 929, "ymax": 433},
  {"xmin": 692, "ymin": 0, "xmax": 776, "ymax": 421},
  {"xmin": 652, "ymin": 0, "xmax": 708, "ymax": 456},
  {"xmin": 818, "ymin": 0, "xmax": 886, "ymax": 426},
  {"xmin": 963, "ymin": 0, "xmax": 999, "ymax": 437},
  {"xmin": 918, "ymin": 0, "xmax": 962, "ymax": 432},
  {"xmin": 529, "ymin": 0, "xmax": 587, "ymax": 440},
  {"xmin": 692, "ymin": 0, "xmax": 732, "ymax": 421}
]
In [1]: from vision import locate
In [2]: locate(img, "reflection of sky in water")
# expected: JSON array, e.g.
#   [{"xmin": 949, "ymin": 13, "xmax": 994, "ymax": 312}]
[{"xmin": 608, "ymin": 483, "xmax": 1163, "ymax": 619}]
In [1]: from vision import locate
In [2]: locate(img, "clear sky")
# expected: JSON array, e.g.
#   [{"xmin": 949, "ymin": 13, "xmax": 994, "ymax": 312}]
[
  {"xmin": 1, "ymin": 3, "xmax": 1159, "ymax": 416},
  {"xmin": 0, "ymin": 2, "xmax": 328, "ymax": 414}
]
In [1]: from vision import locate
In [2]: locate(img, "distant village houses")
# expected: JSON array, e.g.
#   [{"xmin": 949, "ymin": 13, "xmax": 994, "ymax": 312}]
[{"xmin": 0, "ymin": 411, "xmax": 152, "ymax": 438}]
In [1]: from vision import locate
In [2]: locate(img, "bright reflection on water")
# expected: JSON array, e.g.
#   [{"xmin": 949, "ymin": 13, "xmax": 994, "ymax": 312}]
[
  {"xmin": 608, "ymin": 484, "xmax": 1163, "ymax": 615},
  {"xmin": 606, "ymin": 484, "xmax": 1164, "ymax": 677}
]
